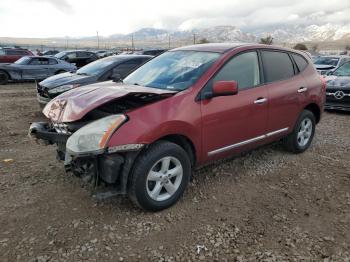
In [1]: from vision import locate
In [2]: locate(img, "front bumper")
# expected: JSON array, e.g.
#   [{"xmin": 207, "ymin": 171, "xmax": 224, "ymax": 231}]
[
  {"xmin": 37, "ymin": 94, "xmax": 51, "ymax": 107},
  {"xmin": 325, "ymin": 92, "xmax": 350, "ymax": 111},
  {"xmin": 28, "ymin": 122, "xmax": 143, "ymax": 195},
  {"xmin": 325, "ymin": 102, "xmax": 350, "ymax": 111}
]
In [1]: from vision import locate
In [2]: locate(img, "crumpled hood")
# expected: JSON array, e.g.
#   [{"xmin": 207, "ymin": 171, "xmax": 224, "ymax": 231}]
[
  {"xmin": 40, "ymin": 72, "xmax": 92, "ymax": 89},
  {"xmin": 326, "ymin": 76, "xmax": 350, "ymax": 90},
  {"xmin": 43, "ymin": 81, "xmax": 176, "ymax": 122}
]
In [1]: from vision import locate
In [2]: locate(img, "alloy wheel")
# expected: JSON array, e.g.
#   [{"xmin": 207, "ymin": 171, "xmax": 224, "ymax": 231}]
[{"xmin": 146, "ymin": 156, "xmax": 183, "ymax": 202}]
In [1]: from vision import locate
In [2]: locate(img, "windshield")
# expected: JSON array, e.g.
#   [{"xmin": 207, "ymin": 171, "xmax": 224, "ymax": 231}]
[
  {"xmin": 314, "ymin": 57, "xmax": 339, "ymax": 66},
  {"xmin": 123, "ymin": 51, "xmax": 220, "ymax": 91},
  {"xmin": 333, "ymin": 62, "xmax": 350, "ymax": 76},
  {"xmin": 55, "ymin": 51, "xmax": 67, "ymax": 59},
  {"xmin": 14, "ymin": 56, "xmax": 31, "ymax": 65},
  {"xmin": 76, "ymin": 57, "xmax": 117, "ymax": 76}
]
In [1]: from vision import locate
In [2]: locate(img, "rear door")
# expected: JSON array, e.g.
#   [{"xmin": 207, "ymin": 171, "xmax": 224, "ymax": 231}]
[
  {"xmin": 260, "ymin": 50, "xmax": 305, "ymax": 135},
  {"xmin": 200, "ymin": 50, "xmax": 268, "ymax": 161}
]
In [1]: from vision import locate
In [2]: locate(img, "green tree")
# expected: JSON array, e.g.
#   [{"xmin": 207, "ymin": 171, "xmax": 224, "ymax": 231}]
[
  {"xmin": 259, "ymin": 35, "xmax": 273, "ymax": 45},
  {"xmin": 293, "ymin": 43, "xmax": 308, "ymax": 50}
]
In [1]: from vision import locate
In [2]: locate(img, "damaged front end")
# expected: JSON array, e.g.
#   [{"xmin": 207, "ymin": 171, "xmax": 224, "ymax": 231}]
[{"xmin": 29, "ymin": 83, "xmax": 176, "ymax": 198}]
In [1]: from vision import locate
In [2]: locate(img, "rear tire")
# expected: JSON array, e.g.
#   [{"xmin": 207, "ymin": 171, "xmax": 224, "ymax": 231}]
[
  {"xmin": 0, "ymin": 70, "xmax": 9, "ymax": 85},
  {"xmin": 284, "ymin": 110, "xmax": 316, "ymax": 153},
  {"xmin": 128, "ymin": 141, "xmax": 191, "ymax": 211}
]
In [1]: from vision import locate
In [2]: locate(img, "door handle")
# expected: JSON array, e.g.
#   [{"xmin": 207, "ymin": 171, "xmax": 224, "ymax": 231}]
[
  {"xmin": 298, "ymin": 87, "xmax": 308, "ymax": 93},
  {"xmin": 254, "ymin": 97, "xmax": 267, "ymax": 104}
]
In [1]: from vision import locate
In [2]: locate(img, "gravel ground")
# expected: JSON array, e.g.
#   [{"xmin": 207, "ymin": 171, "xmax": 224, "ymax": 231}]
[{"xmin": 0, "ymin": 83, "xmax": 349, "ymax": 262}]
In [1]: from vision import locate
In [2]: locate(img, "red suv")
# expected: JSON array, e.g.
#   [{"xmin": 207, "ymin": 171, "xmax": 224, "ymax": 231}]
[
  {"xmin": 29, "ymin": 43, "xmax": 325, "ymax": 211},
  {"xmin": 0, "ymin": 48, "xmax": 34, "ymax": 63}
]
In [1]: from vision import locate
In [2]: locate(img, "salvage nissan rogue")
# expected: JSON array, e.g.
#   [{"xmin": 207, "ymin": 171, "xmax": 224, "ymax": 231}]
[{"xmin": 29, "ymin": 43, "xmax": 326, "ymax": 211}]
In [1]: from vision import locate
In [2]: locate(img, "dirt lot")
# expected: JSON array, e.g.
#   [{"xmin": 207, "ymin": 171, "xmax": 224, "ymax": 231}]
[{"xmin": 0, "ymin": 83, "xmax": 349, "ymax": 262}]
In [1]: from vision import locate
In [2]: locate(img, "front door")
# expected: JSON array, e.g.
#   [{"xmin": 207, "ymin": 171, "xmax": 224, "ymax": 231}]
[{"xmin": 200, "ymin": 51, "xmax": 268, "ymax": 161}]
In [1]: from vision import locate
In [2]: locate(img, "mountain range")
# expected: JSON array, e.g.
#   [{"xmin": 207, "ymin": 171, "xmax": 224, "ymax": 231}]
[{"xmin": 104, "ymin": 24, "xmax": 350, "ymax": 44}]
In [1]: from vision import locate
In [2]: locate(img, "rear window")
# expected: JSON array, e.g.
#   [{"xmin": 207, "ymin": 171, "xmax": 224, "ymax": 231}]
[
  {"xmin": 292, "ymin": 53, "xmax": 308, "ymax": 72},
  {"xmin": 261, "ymin": 51, "xmax": 295, "ymax": 82}
]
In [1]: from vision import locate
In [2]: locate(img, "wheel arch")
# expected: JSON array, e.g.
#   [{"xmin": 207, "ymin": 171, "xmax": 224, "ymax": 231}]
[
  {"xmin": 154, "ymin": 134, "xmax": 197, "ymax": 167},
  {"xmin": 0, "ymin": 69, "xmax": 11, "ymax": 80},
  {"xmin": 55, "ymin": 69, "xmax": 66, "ymax": 75},
  {"xmin": 304, "ymin": 103, "xmax": 321, "ymax": 123}
]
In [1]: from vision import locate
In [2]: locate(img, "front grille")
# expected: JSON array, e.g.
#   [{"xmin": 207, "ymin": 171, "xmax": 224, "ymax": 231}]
[
  {"xmin": 52, "ymin": 122, "xmax": 72, "ymax": 135},
  {"xmin": 326, "ymin": 88, "xmax": 350, "ymax": 105},
  {"xmin": 37, "ymin": 83, "xmax": 50, "ymax": 98}
]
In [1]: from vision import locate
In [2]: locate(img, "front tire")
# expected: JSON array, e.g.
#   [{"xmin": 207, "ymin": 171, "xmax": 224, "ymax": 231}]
[
  {"xmin": 128, "ymin": 141, "xmax": 191, "ymax": 211},
  {"xmin": 284, "ymin": 110, "xmax": 316, "ymax": 153}
]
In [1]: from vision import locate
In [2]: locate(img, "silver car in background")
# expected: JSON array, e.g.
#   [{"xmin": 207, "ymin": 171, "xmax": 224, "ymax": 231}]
[{"xmin": 0, "ymin": 56, "xmax": 76, "ymax": 85}]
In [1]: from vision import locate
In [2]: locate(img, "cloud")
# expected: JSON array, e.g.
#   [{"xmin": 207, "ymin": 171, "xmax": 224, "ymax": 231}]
[
  {"xmin": 27, "ymin": 0, "xmax": 73, "ymax": 13},
  {"xmin": 0, "ymin": 0, "xmax": 349, "ymax": 37}
]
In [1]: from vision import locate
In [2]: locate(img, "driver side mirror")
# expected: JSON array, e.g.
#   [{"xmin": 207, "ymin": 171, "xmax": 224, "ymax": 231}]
[{"xmin": 212, "ymin": 81, "xmax": 238, "ymax": 97}]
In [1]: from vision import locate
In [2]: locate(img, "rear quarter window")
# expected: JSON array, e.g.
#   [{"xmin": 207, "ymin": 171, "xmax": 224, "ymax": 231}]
[
  {"xmin": 49, "ymin": 58, "xmax": 58, "ymax": 65},
  {"xmin": 261, "ymin": 50, "xmax": 295, "ymax": 82},
  {"xmin": 291, "ymin": 53, "xmax": 308, "ymax": 72}
]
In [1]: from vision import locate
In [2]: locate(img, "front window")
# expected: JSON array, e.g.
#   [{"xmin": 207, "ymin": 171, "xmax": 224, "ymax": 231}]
[
  {"xmin": 123, "ymin": 51, "xmax": 220, "ymax": 91},
  {"xmin": 14, "ymin": 56, "xmax": 31, "ymax": 64},
  {"xmin": 76, "ymin": 57, "xmax": 117, "ymax": 76},
  {"xmin": 333, "ymin": 62, "xmax": 350, "ymax": 76},
  {"xmin": 314, "ymin": 57, "xmax": 339, "ymax": 66}
]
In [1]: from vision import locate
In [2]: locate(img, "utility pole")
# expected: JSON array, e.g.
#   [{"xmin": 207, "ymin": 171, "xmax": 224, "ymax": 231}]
[
  {"xmin": 131, "ymin": 34, "xmax": 134, "ymax": 50},
  {"xmin": 96, "ymin": 31, "xmax": 99, "ymax": 49},
  {"xmin": 193, "ymin": 33, "xmax": 196, "ymax": 45}
]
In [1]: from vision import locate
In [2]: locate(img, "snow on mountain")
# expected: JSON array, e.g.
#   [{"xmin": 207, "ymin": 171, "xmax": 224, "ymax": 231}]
[
  {"xmin": 256, "ymin": 24, "xmax": 350, "ymax": 43},
  {"xmin": 106, "ymin": 24, "xmax": 350, "ymax": 44}
]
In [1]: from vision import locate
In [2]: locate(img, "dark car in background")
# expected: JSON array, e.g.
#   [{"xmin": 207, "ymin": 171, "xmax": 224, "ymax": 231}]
[
  {"xmin": 41, "ymin": 50, "xmax": 59, "ymax": 56},
  {"xmin": 54, "ymin": 50, "xmax": 99, "ymax": 68},
  {"xmin": 313, "ymin": 55, "xmax": 350, "ymax": 75},
  {"xmin": 95, "ymin": 50, "xmax": 115, "ymax": 58},
  {"xmin": 36, "ymin": 55, "xmax": 152, "ymax": 106},
  {"xmin": 325, "ymin": 61, "xmax": 350, "ymax": 111},
  {"xmin": 0, "ymin": 48, "xmax": 34, "ymax": 63},
  {"xmin": 0, "ymin": 56, "xmax": 76, "ymax": 85},
  {"xmin": 134, "ymin": 49, "xmax": 167, "ymax": 56}
]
